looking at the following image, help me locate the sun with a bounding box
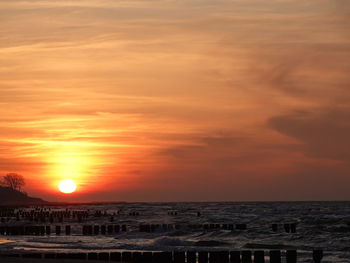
[58,179,77,194]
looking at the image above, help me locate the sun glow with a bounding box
[43,141,101,194]
[58,179,77,194]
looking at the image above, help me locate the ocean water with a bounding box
[0,202,350,262]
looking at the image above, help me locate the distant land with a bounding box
[0,186,47,205]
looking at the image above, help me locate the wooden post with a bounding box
[122,251,132,262]
[174,251,186,263]
[94,225,100,235]
[187,251,196,263]
[313,250,323,263]
[271,224,278,232]
[18,226,25,235]
[132,252,142,263]
[142,252,153,263]
[55,226,61,235]
[45,226,51,235]
[110,252,121,261]
[99,252,109,261]
[153,252,172,263]
[101,225,106,235]
[230,251,241,263]
[284,224,290,233]
[210,251,229,263]
[88,252,98,260]
[34,226,39,236]
[269,250,281,263]
[22,253,42,259]
[236,224,247,230]
[242,251,252,263]
[67,253,86,260]
[44,253,56,259]
[254,251,264,263]
[40,226,45,235]
[65,225,71,235]
[198,251,208,263]
[290,223,297,233]
[107,225,114,234]
[87,225,93,235]
[56,253,68,259]
[286,250,297,263]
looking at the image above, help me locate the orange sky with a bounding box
[1,0,349,201]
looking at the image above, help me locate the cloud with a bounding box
[269,107,350,160]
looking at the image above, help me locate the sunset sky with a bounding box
[1,0,349,201]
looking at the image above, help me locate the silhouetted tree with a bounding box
[1,173,25,192]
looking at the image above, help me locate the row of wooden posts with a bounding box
[140,223,296,233]
[0,250,324,263]
[0,209,115,223]
[82,224,127,235]
[139,224,246,232]
[272,223,297,233]
[1,215,87,224]
[0,209,90,219]
[0,225,128,236]
[0,223,298,236]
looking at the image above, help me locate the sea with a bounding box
[0,202,349,262]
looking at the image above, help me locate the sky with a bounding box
[0,0,349,202]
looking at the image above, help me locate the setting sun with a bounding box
[58,179,77,194]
